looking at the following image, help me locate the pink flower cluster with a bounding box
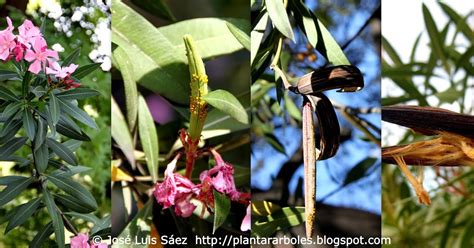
[0,17,79,89]
[153,149,251,231]
[70,233,107,248]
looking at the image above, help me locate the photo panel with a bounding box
[111,0,251,246]
[0,1,111,247]
[381,1,473,247]
[251,0,382,245]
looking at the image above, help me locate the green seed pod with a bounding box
[295,65,364,95]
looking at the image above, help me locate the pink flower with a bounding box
[240,204,251,232]
[153,158,198,217]
[24,36,58,74]
[12,42,26,61]
[70,233,108,248]
[199,149,250,204]
[70,233,90,248]
[17,19,42,47]
[46,61,78,79]
[0,17,15,61]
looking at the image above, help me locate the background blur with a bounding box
[251,0,382,244]
[0,0,111,247]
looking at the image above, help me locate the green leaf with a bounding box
[202,89,249,124]
[72,63,101,80]
[0,177,34,206]
[226,20,250,51]
[1,101,22,119]
[63,139,82,152]
[291,0,318,47]
[263,132,286,155]
[54,194,95,213]
[0,70,19,81]
[0,86,18,101]
[0,116,22,142]
[130,0,176,21]
[57,98,97,129]
[111,97,135,166]
[5,197,41,234]
[265,0,294,40]
[55,88,100,100]
[116,200,153,247]
[23,108,37,141]
[46,174,98,210]
[0,137,28,157]
[382,36,403,66]
[253,206,305,237]
[42,189,65,248]
[61,47,81,66]
[435,87,460,103]
[34,143,49,173]
[138,95,159,182]
[0,176,27,185]
[46,138,78,166]
[284,93,301,121]
[422,4,449,72]
[438,2,474,41]
[251,13,269,65]
[343,157,377,186]
[113,0,244,104]
[115,47,138,131]
[49,93,60,125]
[312,14,350,65]
[29,222,53,248]
[56,116,91,141]
[213,190,231,234]
[34,116,47,150]
[51,165,90,177]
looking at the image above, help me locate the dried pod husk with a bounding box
[308,93,340,160]
[295,65,364,95]
[382,132,474,167]
[302,97,316,238]
[382,105,474,139]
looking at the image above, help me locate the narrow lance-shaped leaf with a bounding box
[46,138,78,166]
[265,0,294,40]
[0,177,34,207]
[0,137,28,157]
[34,143,49,173]
[1,101,22,119]
[47,175,98,210]
[23,108,37,141]
[115,47,138,131]
[58,98,98,129]
[138,95,159,182]
[72,63,101,80]
[111,97,135,166]
[49,93,60,125]
[202,89,249,124]
[251,13,269,65]
[422,4,449,72]
[42,189,65,248]
[5,197,41,234]
[55,88,100,100]
[226,20,250,51]
[0,85,18,101]
[213,190,231,234]
[29,222,54,248]
[61,47,81,66]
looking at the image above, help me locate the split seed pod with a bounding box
[292,65,364,95]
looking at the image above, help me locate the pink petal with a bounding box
[32,36,46,52]
[174,195,196,217]
[45,49,59,59]
[70,233,90,248]
[240,205,251,232]
[28,60,42,74]
[24,49,36,62]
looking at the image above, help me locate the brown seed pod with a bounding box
[306,93,340,160]
[294,65,364,95]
